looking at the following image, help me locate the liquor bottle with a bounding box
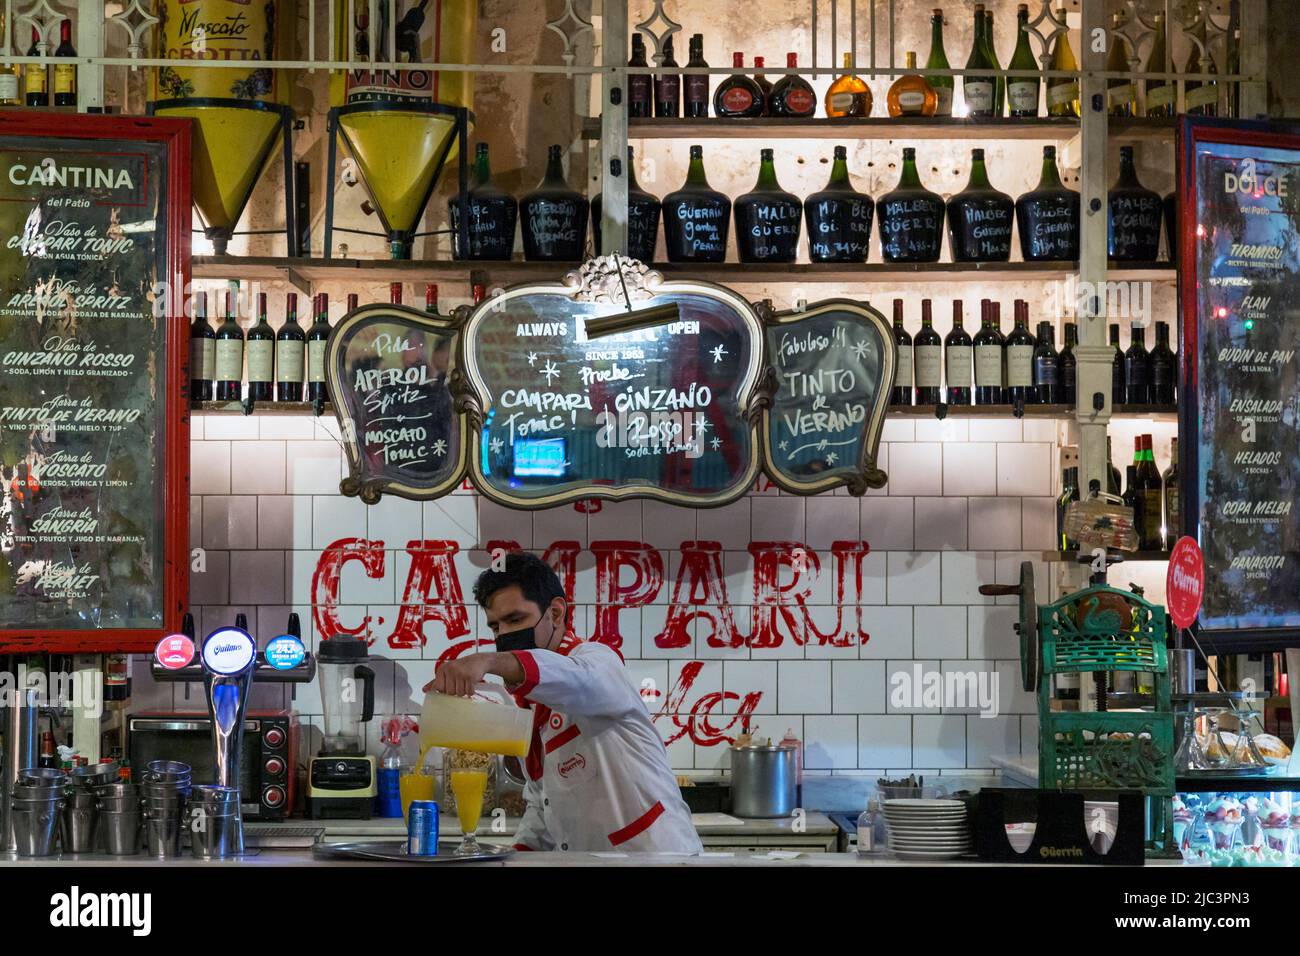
[947,148,1012,262]
[963,5,997,118]
[1032,320,1058,404]
[891,299,913,406]
[877,147,944,263]
[1108,146,1162,261]
[1150,320,1176,405]
[804,145,873,263]
[38,731,56,770]
[752,56,773,112]
[973,301,1003,406]
[1059,322,1077,405]
[1163,191,1177,262]
[24,28,46,107]
[472,283,487,304]
[662,145,731,262]
[1124,322,1151,405]
[654,35,680,118]
[825,52,872,118]
[1110,323,1125,406]
[945,302,973,405]
[520,144,589,261]
[887,52,937,117]
[983,9,1005,116]
[1143,13,1173,118]
[768,52,816,117]
[1006,4,1040,118]
[190,291,215,402]
[214,291,244,403]
[1133,435,1164,550]
[1107,14,1136,117]
[1058,466,1079,550]
[924,9,954,117]
[734,149,801,263]
[0,19,18,106]
[1105,436,1122,497]
[53,19,75,107]
[592,146,661,263]
[1163,436,1180,546]
[449,142,518,261]
[914,299,943,405]
[276,292,305,403]
[1015,145,1080,261]
[1184,15,1218,117]
[1005,301,1036,404]
[1122,463,1139,512]
[425,283,439,314]
[390,282,403,304]
[683,34,710,118]
[1046,8,1080,117]
[246,292,275,402]
[714,52,765,118]
[307,292,331,404]
[628,33,652,118]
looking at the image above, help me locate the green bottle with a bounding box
[1006,4,1039,117]
[983,9,1005,116]
[964,4,996,118]
[924,8,953,117]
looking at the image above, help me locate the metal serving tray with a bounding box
[312,841,515,863]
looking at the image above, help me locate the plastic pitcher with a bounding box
[419,683,532,758]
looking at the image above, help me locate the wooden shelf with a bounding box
[191,400,334,416]
[581,116,1177,142]
[1040,550,1173,562]
[891,404,1177,420]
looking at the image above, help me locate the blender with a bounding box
[308,635,377,819]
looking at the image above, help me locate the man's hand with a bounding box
[425,653,494,697]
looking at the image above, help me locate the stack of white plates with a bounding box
[883,798,972,860]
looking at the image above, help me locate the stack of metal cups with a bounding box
[95,782,143,855]
[11,768,65,857]
[141,760,191,858]
[189,785,242,860]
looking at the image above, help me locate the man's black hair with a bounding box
[473,551,566,611]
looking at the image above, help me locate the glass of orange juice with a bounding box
[448,752,490,856]
[400,766,437,821]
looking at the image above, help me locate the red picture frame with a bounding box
[0,112,191,653]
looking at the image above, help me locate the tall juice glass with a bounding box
[450,768,488,855]
[400,767,437,820]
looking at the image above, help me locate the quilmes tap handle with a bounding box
[181,612,195,640]
[235,612,248,632]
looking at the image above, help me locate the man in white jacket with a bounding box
[428,551,701,854]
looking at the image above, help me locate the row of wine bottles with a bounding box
[453,141,1172,266]
[1059,436,1179,553]
[0,21,78,107]
[628,4,1233,121]
[890,299,1178,408]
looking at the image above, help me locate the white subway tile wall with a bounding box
[172,417,1067,774]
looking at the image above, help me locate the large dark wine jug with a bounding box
[1015,145,1080,261]
[662,145,731,263]
[521,144,589,262]
[734,148,802,263]
[804,145,873,262]
[592,146,661,263]
[449,142,518,261]
[877,147,944,263]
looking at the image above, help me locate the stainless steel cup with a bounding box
[189,786,242,860]
[12,799,60,856]
[17,767,65,787]
[144,809,184,858]
[101,809,142,855]
[59,799,98,854]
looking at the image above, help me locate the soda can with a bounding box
[407,800,440,856]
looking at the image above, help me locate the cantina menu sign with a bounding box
[1181,119,1300,642]
[0,115,190,651]
[327,256,897,507]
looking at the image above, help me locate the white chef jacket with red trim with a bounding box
[507,633,701,854]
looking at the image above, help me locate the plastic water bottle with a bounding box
[856,800,879,855]
[375,724,405,818]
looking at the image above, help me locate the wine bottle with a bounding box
[24,28,46,107]
[825,52,872,118]
[945,301,973,406]
[992,300,1008,403]
[390,282,403,304]
[662,145,730,262]
[768,52,817,117]
[1134,434,1164,550]
[1005,301,1037,405]
[628,33,652,118]
[1163,436,1180,545]
[449,142,518,261]
[521,144,589,262]
[347,293,359,312]
[1122,463,1138,512]
[190,291,215,402]
[915,299,943,405]
[654,36,680,118]
[973,301,1003,406]
[277,292,305,403]
[877,147,944,263]
[246,292,275,402]
[592,146,661,263]
[1107,14,1136,117]
[1163,191,1177,262]
[1108,146,1162,262]
[1124,322,1152,405]
[1059,465,1080,550]
[734,149,801,263]
[53,19,75,107]
[963,5,997,118]
[1143,13,1173,118]
[804,145,873,263]
[473,283,487,304]
[1110,323,1125,406]
[1150,320,1176,405]
[752,56,773,113]
[1105,436,1122,497]
[983,9,1005,116]
[425,283,439,314]
[1015,145,1080,261]
[1184,16,1218,117]
[1033,320,1058,405]
[925,9,954,117]
[1006,4,1040,118]
[684,34,710,118]
[1046,7,1080,117]
[947,148,1013,262]
[307,292,331,404]
[891,299,913,406]
[1226,0,1241,118]
[214,290,244,403]
[714,52,765,118]
[1059,321,1077,405]
[887,52,938,117]
[0,22,18,106]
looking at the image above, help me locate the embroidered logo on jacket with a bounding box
[558,753,587,778]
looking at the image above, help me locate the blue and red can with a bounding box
[407,800,440,856]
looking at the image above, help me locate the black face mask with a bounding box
[494,609,557,653]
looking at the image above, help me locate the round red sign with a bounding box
[1166,536,1205,630]
[154,634,195,670]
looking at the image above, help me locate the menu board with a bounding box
[0,115,190,651]
[1180,118,1300,647]
[761,300,893,495]
[327,303,465,502]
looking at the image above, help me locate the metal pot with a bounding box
[729,744,797,818]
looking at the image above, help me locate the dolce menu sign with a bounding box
[0,115,190,652]
[1179,118,1300,648]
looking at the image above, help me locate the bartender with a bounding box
[427,551,701,854]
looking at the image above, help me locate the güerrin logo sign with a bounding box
[49,886,151,936]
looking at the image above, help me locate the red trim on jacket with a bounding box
[607,801,665,847]
[544,723,581,754]
[510,649,541,700]
[518,632,582,782]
